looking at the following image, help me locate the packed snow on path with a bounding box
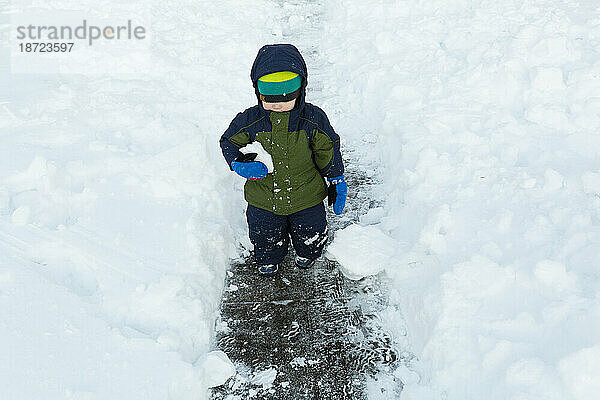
[323,0,600,399]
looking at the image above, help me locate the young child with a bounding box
[219,44,347,277]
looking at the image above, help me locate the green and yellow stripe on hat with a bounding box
[257,71,302,102]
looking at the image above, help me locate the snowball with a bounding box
[327,224,398,280]
[239,142,274,173]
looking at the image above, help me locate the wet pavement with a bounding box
[211,165,403,399]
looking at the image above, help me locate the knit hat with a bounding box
[257,71,302,102]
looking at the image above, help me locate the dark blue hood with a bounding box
[250,44,308,110]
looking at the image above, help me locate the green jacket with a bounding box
[219,44,344,215]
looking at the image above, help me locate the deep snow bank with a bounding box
[322,0,600,399]
[1,0,290,398]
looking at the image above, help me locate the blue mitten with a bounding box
[327,175,347,215]
[231,160,268,180]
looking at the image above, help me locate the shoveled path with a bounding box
[210,164,403,399]
[212,1,405,397]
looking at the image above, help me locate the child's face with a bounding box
[262,99,296,112]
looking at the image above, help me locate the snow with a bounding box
[199,351,236,389]
[327,224,398,281]
[250,367,278,390]
[239,141,274,173]
[290,357,306,368]
[4,0,600,399]
[2,0,278,398]
[558,345,600,400]
[319,0,600,398]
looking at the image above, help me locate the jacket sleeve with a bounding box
[309,110,344,178]
[219,113,251,170]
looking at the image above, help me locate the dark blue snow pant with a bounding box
[246,202,328,266]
